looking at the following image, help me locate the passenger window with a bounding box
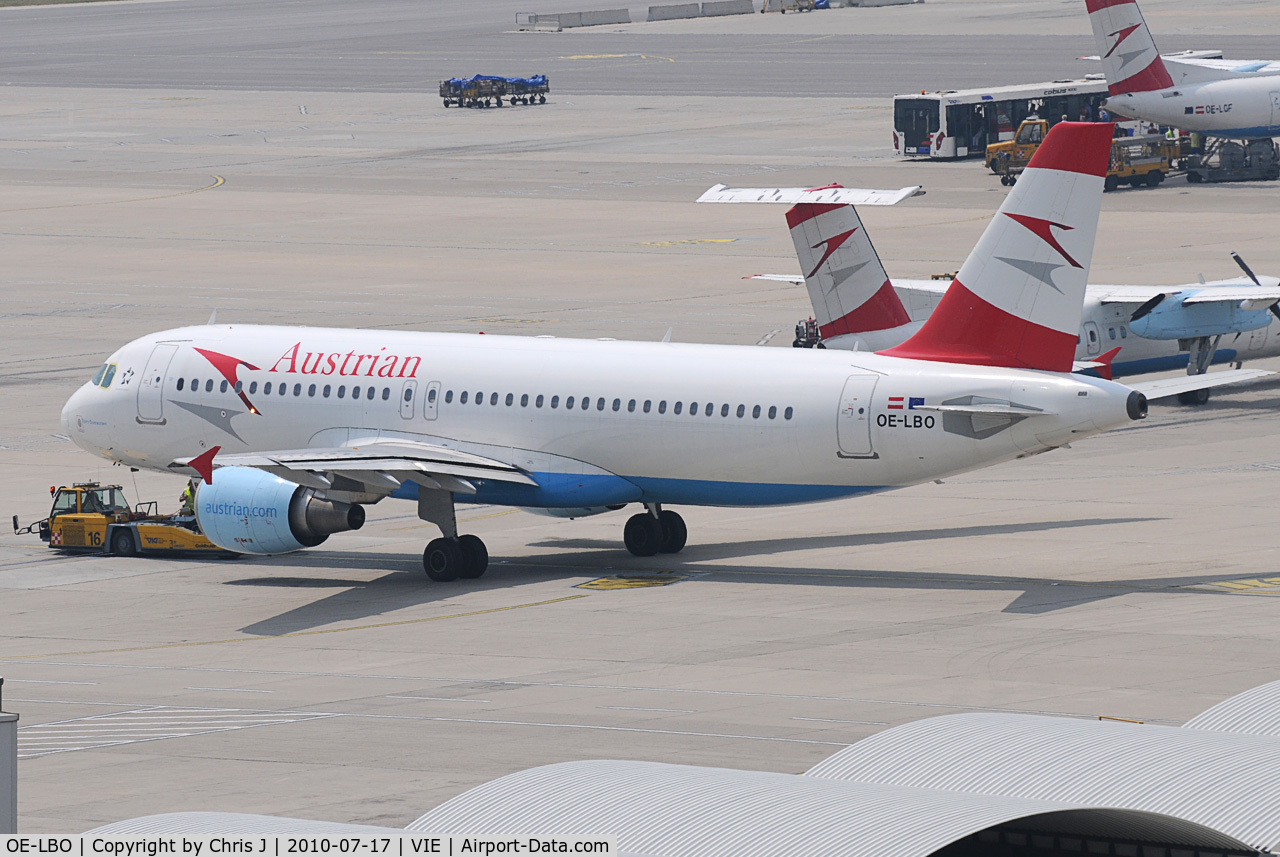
[191,378,199,391]
[784,406,793,420]
[308,384,317,397]
[612,398,621,412]
[338,386,346,399]
[445,390,453,403]
[293,384,302,396]
[720,404,729,417]
[220,380,229,393]
[642,400,650,413]
[323,385,331,398]
[264,382,272,395]
[736,404,745,418]
[490,392,498,406]
[597,398,605,411]
[382,387,390,400]
[1108,328,1116,341]
[689,401,697,416]
[206,380,214,393]
[367,387,375,401]
[176,378,185,391]
[1088,329,1097,343]
[279,383,287,396]
[249,381,258,394]
[460,391,468,404]
[403,388,413,403]
[429,388,438,403]
[535,394,543,408]
[706,403,714,417]
[581,397,590,411]
[673,402,682,415]
[658,401,666,414]
[235,381,243,393]
[352,385,362,399]
[521,393,528,407]
[506,393,514,406]
[566,396,574,409]
[1120,327,1127,339]
[475,391,482,404]
[769,406,777,419]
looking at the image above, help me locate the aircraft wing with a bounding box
[170,440,536,495]
[1181,288,1280,306]
[697,184,924,206]
[1128,369,1274,401]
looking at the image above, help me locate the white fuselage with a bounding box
[63,325,1139,510]
[1107,73,1280,137]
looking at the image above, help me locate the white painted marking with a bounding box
[185,686,275,693]
[387,695,491,703]
[791,716,889,726]
[600,706,695,713]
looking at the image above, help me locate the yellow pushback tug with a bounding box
[12,482,228,557]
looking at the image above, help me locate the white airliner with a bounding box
[704,183,1280,404]
[1086,0,1280,138]
[61,124,1263,581]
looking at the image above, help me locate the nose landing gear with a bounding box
[624,504,687,557]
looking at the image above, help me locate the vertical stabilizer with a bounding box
[1086,0,1174,95]
[786,197,910,338]
[882,122,1113,373]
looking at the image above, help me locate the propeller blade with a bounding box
[1131,294,1166,322]
[1231,251,1263,287]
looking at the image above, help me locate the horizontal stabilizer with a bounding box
[744,274,805,285]
[697,184,924,206]
[1128,369,1273,401]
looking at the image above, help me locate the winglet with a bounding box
[189,446,221,485]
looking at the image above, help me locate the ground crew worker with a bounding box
[180,482,196,516]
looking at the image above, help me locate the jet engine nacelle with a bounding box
[195,466,365,555]
[1129,292,1273,340]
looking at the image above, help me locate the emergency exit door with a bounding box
[1272,92,1280,130]
[136,343,177,424]
[837,375,878,458]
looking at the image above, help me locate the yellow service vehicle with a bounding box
[12,482,227,557]
[987,118,1179,191]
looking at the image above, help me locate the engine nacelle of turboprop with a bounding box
[195,466,365,555]
[522,504,628,519]
[1129,292,1273,341]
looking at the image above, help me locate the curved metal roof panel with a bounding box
[408,760,1250,857]
[1185,679,1280,737]
[86,813,404,836]
[806,711,1280,853]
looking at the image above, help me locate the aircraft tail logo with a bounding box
[1086,0,1174,95]
[786,197,910,338]
[882,122,1113,372]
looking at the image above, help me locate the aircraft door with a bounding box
[1083,322,1102,356]
[423,381,442,420]
[399,380,418,420]
[1272,92,1280,129]
[1249,323,1269,351]
[837,375,878,458]
[136,343,177,424]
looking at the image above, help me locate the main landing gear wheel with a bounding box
[658,510,687,554]
[1177,388,1211,406]
[457,534,489,579]
[423,535,489,581]
[424,538,463,582]
[624,513,663,557]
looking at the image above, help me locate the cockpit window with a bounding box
[91,365,107,386]
[100,364,117,388]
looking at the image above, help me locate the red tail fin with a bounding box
[1086,0,1174,95]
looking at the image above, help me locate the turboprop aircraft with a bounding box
[61,123,1266,582]
[702,183,1280,405]
[1085,0,1280,139]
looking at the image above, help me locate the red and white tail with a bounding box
[1086,0,1174,95]
[882,122,1114,373]
[786,199,910,338]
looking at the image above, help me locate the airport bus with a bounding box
[893,77,1110,159]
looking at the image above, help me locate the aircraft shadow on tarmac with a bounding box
[221,515,1264,633]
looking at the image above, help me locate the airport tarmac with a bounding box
[2,0,1280,834]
